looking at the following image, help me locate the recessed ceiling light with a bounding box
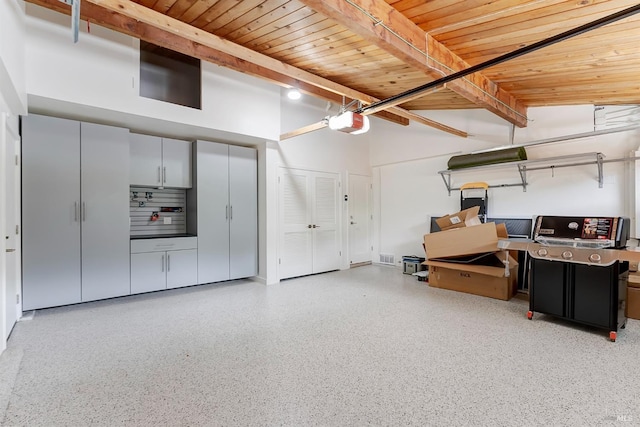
[287,88,302,100]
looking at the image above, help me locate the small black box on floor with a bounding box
[402,256,426,274]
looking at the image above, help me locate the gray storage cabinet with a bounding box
[130,237,198,294]
[190,141,257,284]
[22,115,131,310]
[129,132,192,188]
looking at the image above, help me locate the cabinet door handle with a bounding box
[230,206,233,220]
[82,202,86,222]
[161,254,165,272]
[163,166,167,183]
[157,166,161,184]
[225,205,228,220]
[167,254,171,272]
[74,201,78,222]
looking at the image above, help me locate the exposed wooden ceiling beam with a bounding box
[280,120,328,141]
[401,110,468,138]
[298,0,528,127]
[42,0,465,136]
[26,0,407,127]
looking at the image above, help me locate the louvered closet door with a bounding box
[312,172,341,274]
[278,169,313,279]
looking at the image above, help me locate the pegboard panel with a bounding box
[130,187,186,236]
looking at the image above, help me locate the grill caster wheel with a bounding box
[527,311,533,320]
[609,331,617,342]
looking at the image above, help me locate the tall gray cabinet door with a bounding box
[195,141,230,284]
[80,122,131,301]
[229,146,258,279]
[22,115,81,310]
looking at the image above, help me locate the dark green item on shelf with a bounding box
[447,147,527,170]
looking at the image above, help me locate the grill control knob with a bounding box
[537,248,548,257]
[562,251,573,260]
[589,253,602,263]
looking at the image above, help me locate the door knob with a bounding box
[308,224,312,228]
[350,221,357,225]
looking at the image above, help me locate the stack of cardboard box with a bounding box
[422,206,518,301]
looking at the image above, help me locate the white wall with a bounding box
[371,106,640,265]
[0,0,27,114]
[258,140,280,285]
[25,4,280,142]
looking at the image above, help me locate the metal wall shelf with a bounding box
[438,152,605,195]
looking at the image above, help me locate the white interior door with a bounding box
[4,118,20,338]
[312,172,341,273]
[348,174,372,265]
[3,114,18,339]
[278,169,313,279]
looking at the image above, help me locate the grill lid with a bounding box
[534,216,629,249]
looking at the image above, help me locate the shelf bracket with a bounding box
[597,153,604,188]
[517,164,528,192]
[439,172,452,196]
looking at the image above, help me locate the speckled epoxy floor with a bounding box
[1,264,639,426]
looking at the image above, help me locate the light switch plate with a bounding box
[163,217,172,225]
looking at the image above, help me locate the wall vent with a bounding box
[379,253,395,265]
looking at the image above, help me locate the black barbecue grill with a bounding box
[499,216,633,342]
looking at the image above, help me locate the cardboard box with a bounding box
[426,252,518,301]
[626,286,640,320]
[628,271,640,287]
[424,222,499,260]
[435,206,482,231]
[495,223,508,239]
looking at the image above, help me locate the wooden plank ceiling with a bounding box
[27,0,640,132]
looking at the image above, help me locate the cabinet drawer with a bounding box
[131,236,197,253]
